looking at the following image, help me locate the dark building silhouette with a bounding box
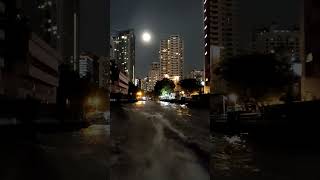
[252,24,301,62]
[16,0,59,49]
[17,0,80,64]
[79,52,100,84]
[204,0,239,93]
[301,0,320,100]
[112,29,135,83]
[0,0,62,103]
[0,0,29,95]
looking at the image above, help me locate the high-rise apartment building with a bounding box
[148,62,160,91]
[112,29,135,82]
[252,24,301,62]
[189,69,204,82]
[140,77,148,93]
[253,24,301,76]
[160,39,169,77]
[204,0,238,92]
[160,35,184,79]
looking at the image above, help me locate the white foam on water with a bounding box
[224,135,242,145]
[141,112,187,141]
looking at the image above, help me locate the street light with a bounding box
[87,96,101,112]
[137,91,143,96]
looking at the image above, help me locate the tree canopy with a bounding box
[215,54,294,101]
[154,78,175,96]
[179,79,202,95]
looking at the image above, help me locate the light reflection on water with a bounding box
[135,101,146,106]
[158,101,191,116]
[77,124,110,145]
[119,101,209,179]
[176,107,191,117]
[213,133,259,177]
[159,101,170,107]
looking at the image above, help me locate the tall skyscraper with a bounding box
[140,77,149,93]
[159,35,184,79]
[112,29,135,82]
[160,39,169,77]
[301,0,320,100]
[148,62,160,91]
[204,0,239,92]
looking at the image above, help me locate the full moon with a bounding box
[142,32,151,43]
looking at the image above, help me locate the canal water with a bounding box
[212,131,320,179]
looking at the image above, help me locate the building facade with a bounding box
[1,1,62,103]
[140,77,150,93]
[110,59,129,94]
[79,0,110,90]
[17,0,59,49]
[189,69,204,82]
[27,33,62,103]
[1,32,62,103]
[79,53,94,79]
[112,29,135,82]
[160,35,184,79]
[160,39,169,78]
[17,0,81,70]
[110,71,129,95]
[204,0,239,92]
[252,24,301,63]
[301,0,320,100]
[148,62,160,91]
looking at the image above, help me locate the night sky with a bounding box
[80,0,109,57]
[111,0,300,78]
